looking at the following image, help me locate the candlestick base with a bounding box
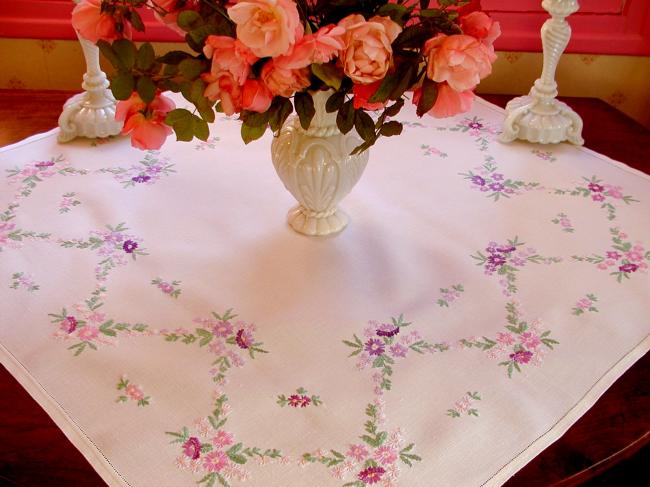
[58,90,123,143]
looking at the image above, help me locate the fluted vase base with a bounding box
[287,205,349,236]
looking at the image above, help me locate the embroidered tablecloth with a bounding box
[1,94,649,487]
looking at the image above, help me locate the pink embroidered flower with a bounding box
[78,326,99,341]
[604,185,624,199]
[182,437,202,460]
[212,320,234,337]
[212,430,234,448]
[338,14,402,84]
[346,444,369,462]
[577,298,592,309]
[208,340,227,355]
[597,263,608,270]
[125,383,144,401]
[300,395,312,407]
[519,332,541,349]
[158,282,174,294]
[288,394,303,407]
[364,338,385,356]
[376,323,400,338]
[496,332,514,345]
[228,0,302,58]
[618,232,628,239]
[625,251,644,262]
[203,450,229,472]
[358,465,386,484]
[620,263,639,273]
[510,350,533,364]
[454,397,471,413]
[389,343,408,358]
[588,182,604,193]
[373,446,398,465]
[424,34,495,92]
[235,328,254,349]
[61,316,78,334]
[592,194,605,202]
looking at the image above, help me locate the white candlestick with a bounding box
[58,33,123,143]
[500,0,584,145]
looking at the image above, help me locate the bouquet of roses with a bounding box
[72,0,500,151]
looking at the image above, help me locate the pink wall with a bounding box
[1,0,649,55]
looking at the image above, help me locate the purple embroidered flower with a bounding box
[358,466,386,484]
[492,173,504,181]
[486,242,499,254]
[364,338,385,356]
[606,251,621,260]
[212,320,233,337]
[235,328,253,349]
[489,182,504,192]
[504,188,515,194]
[122,239,138,253]
[389,343,408,358]
[510,350,533,364]
[619,263,639,273]
[35,160,55,168]
[487,254,507,267]
[61,316,78,334]
[511,257,526,267]
[497,246,516,254]
[131,174,151,183]
[182,437,202,460]
[592,194,605,202]
[588,183,605,193]
[376,323,400,337]
[471,175,486,186]
[468,121,483,130]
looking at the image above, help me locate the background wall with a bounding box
[1,38,649,128]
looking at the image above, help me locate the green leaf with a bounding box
[269,97,293,132]
[125,8,145,32]
[294,92,315,130]
[96,40,120,69]
[157,51,193,65]
[241,123,267,144]
[311,63,343,90]
[112,39,137,70]
[136,43,155,71]
[111,72,134,100]
[165,108,194,141]
[178,58,205,81]
[136,76,156,103]
[325,91,345,113]
[379,121,403,137]
[354,110,376,142]
[336,99,355,134]
[193,115,209,141]
[369,71,401,103]
[177,10,203,32]
[416,78,439,117]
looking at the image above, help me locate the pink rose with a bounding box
[202,71,243,115]
[242,78,273,112]
[460,11,501,47]
[275,24,345,70]
[261,61,310,98]
[72,0,130,43]
[424,34,495,92]
[204,35,258,85]
[154,0,200,37]
[413,82,474,118]
[228,0,302,58]
[116,92,175,150]
[352,80,386,111]
[338,14,402,85]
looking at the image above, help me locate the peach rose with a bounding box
[116,92,175,150]
[242,78,273,112]
[353,80,386,111]
[227,0,302,58]
[413,82,474,118]
[204,35,258,85]
[261,61,311,97]
[72,0,130,43]
[424,34,495,92]
[460,11,501,47]
[275,24,345,70]
[154,0,200,37]
[202,71,243,115]
[338,14,402,85]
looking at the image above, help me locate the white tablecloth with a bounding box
[1,94,649,487]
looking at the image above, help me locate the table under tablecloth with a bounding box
[1,94,648,487]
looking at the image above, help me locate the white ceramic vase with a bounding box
[271,90,369,236]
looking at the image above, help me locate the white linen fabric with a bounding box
[1,94,649,487]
